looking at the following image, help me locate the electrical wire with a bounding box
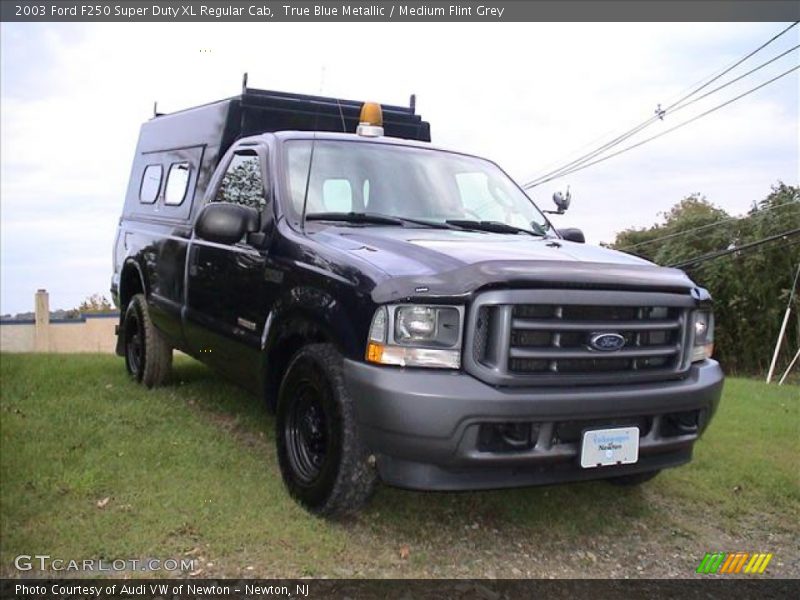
[661,22,799,113]
[688,236,800,270]
[522,22,799,189]
[667,44,799,118]
[686,238,800,288]
[687,236,800,275]
[669,227,800,269]
[619,200,799,252]
[523,22,799,188]
[528,64,800,186]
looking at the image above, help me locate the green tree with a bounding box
[76,293,114,314]
[610,183,800,374]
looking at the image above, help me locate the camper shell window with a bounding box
[165,162,190,205]
[139,165,162,204]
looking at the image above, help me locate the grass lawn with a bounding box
[1,353,798,578]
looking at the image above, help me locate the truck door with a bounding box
[184,146,274,387]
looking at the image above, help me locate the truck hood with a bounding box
[311,227,696,302]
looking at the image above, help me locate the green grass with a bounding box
[663,378,799,527]
[1,353,798,578]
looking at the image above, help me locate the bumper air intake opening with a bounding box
[477,422,539,453]
[661,409,707,437]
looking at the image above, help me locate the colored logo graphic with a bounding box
[588,332,626,352]
[696,552,773,574]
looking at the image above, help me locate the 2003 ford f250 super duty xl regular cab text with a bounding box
[111,86,724,516]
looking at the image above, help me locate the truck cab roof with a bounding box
[245,129,439,150]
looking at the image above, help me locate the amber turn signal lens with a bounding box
[367,342,384,363]
[359,102,383,127]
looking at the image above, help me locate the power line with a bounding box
[688,236,800,271]
[669,227,800,269]
[522,22,799,189]
[523,22,799,188]
[663,22,799,113]
[687,236,800,275]
[619,200,798,252]
[528,64,800,186]
[667,44,799,117]
[686,237,800,283]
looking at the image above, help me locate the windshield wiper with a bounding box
[306,212,454,229]
[306,212,403,225]
[445,219,546,237]
[390,215,459,229]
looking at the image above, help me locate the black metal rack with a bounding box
[233,86,430,142]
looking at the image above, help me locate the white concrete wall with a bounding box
[0,291,119,354]
[0,322,35,353]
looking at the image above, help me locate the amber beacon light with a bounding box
[357,102,384,137]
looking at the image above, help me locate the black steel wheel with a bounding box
[124,306,145,381]
[276,343,376,516]
[284,376,329,484]
[122,294,172,388]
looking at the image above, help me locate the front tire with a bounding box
[276,343,376,517]
[123,293,172,388]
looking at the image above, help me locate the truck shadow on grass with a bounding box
[171,358,654,539]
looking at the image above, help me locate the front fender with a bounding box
[263,284,366,360]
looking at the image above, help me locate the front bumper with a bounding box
[344,359,724,490]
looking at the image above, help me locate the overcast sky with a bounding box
[1,22,798,315]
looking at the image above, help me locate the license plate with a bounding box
[580,426,640,468]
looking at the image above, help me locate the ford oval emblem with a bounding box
[589,332,626,352]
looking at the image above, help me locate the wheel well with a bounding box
[116,265,144,357]
[120,264,144,312]
[265,317,332,411]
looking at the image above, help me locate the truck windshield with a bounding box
[283,140,552,235]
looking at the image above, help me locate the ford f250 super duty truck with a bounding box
[111,85,724,516]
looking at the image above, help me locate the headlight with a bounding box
[396,306,437,341]
[395,305,460,346]
[691,310,715,362]
[366,304,463,369]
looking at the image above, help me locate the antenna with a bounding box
[242,72,248,94]
[301,70,325,234]
[409,94,416,113]
[335,97,347,132]
[300,133,318,234]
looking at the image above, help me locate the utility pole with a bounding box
[766,262,800,383]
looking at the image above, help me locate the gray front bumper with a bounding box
[344,359,724,490]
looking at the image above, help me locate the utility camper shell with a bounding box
[122,87,430,222]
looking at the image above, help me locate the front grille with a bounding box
[507,303,683,374]
[467,289,694,386]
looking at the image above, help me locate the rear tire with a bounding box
[276,343,376,517]
[607,469,661,486]
[123,293,172,388]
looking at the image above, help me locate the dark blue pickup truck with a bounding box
[112,86,723,516]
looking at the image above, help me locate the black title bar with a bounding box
[2,578,799,600]
[1,1,799,22]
